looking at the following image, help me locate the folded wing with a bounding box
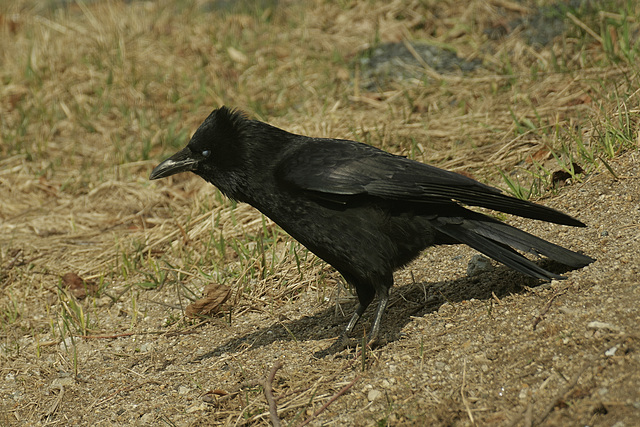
[277,139,585,227]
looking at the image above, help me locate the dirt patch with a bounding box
[2,150,638,426]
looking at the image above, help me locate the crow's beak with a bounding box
[149,147,199,180]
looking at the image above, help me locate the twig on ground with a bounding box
[274,345,368,416]
[265,361,284,427]
[297,374,362,427]
[507,363,589,427]
[535,363,590,425]
[566,12,603,45]
[209,380,256,405]
[523,390,533,427]
[89,381,161,410]
[42,384,64,419]
[461,360,475,425]
[75,332,135,339]
[73,323,207,340]
[207,361,284,426]
[532,288,567,330]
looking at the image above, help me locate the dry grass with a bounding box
[1,0,640,425]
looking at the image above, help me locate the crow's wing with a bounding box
[277,139,585,227]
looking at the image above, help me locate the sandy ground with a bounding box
[1,152,638,427]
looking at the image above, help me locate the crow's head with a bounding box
[150,107,250,198]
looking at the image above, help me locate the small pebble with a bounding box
[59,337,74,351]
[587,321,621,332]
[367,389,382,401]
[467,255,494,277]
[186,403,208,413]
[139,413,155,424]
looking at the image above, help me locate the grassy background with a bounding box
[1,0,639,424]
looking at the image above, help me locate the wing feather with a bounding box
[277,139,585,227]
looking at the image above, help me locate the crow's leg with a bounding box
[342,273,392,346]
[366,288,389,346]
[343,301,369,336]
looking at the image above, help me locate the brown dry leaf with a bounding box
[7,91,26,110]
[526,147,552,163]
[0,13,22,35]
[185,283,231,318]
[564,94,592,106]
[61,272,98,299]
[202,389,229,404]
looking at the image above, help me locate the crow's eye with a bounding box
[202,150,211,157]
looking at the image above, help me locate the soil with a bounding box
[1,153,638,426]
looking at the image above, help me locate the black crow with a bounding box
[150,107,594,346]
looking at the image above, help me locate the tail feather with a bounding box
[432,215,594,281]
[465,219,595,268]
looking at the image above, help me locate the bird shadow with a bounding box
[193,261,575,361]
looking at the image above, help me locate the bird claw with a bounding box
[314,332,386,358]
